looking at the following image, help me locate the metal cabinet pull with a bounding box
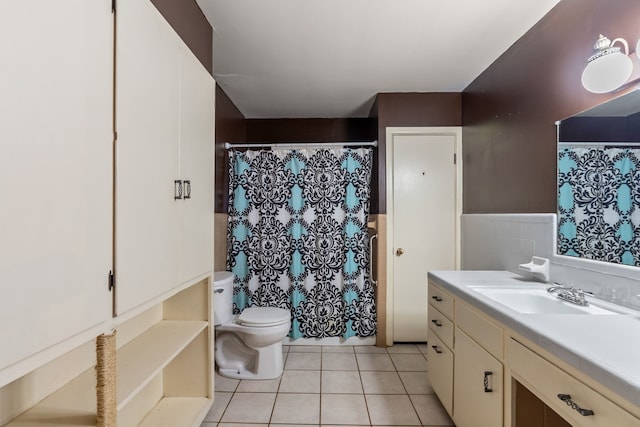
[483,371,493,393]
[174,180,183,200]
[431,345,443,354]
[432,296,443,302]
[184,180,191,199]
[557,394,595,416]
[431,319,443,327]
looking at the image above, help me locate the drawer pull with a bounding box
[431,319,443,327]
[557,394,595,416]
[483,371,493,393]
[431,296,443,302]
[431,345,443,354]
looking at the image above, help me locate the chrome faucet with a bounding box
[546,282,572,294]
[547,283,593,306]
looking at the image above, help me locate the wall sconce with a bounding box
[581,34,633,94]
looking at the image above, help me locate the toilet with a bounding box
[213,271,291,379]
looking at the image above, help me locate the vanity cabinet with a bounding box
[428,276,640,427]
[115,0,214,315]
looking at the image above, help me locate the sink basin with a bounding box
[469,287,620,315]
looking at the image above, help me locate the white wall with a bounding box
[461,214,640,310]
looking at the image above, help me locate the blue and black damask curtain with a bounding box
[558,146,640,266]
[227,148,376,339]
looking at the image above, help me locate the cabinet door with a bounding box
[454,327,503,427]
[0,0,113,377]
[178,45,215,284]
[116,0,180,314]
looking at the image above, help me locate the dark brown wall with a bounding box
[150,0,212,74]
[462,0,640,213]
[215,85,247,213]
[246,118,376,143]
[372,92,462,213]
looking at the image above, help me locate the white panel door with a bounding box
[0,0,113,373]
[178,44,215,284]
[392,132,457,342]
[116,0,180,314]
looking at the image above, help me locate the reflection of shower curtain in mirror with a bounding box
[227,148,376,339]
[558,147,640,266]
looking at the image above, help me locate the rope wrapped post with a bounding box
[96,331,116,427]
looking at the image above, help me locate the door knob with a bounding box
[396,248,404,256]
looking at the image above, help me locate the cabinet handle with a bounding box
[557,394,595,416]
[432,296,443,302]
[431,319,443,327]
[184,180,191,199]
[431,345,443,354]
[483,371,493,393]
[174,180,183,200]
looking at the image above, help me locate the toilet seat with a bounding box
[238,307,290,327]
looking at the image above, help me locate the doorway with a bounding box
[385,127,462,344]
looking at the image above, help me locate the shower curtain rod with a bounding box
[224,140,377,149]
[558,141,640,147]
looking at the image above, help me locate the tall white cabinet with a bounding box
[0,0,114,383]
[115,0,214,316]
[0,0,215,425]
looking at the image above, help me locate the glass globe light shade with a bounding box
[581,51,633,94]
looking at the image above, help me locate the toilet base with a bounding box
[215,332,285,380]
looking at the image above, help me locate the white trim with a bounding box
[384,127,463,345]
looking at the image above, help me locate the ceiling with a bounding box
[197,0,561,119]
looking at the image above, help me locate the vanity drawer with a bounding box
[428,281,454,320]
[455,299,503,359]
[428,306,453,349]
[507,338,639,427]
[427,330,453,417]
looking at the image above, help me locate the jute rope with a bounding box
[96,331,117,427]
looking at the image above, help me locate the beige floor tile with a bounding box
[321,394,370,425]
[236,376,281,393]
[354,345,389,353]
[218,424,268,427]
[279,369,321,393]
[366,394,421,425]
[356,353,395,371]
[322,345,356,353]
[322,352,358,370]
[390,353,428,371]
[399,371,435,394]
[285,352,322,370]
[203,392,232,422]
[271,393,320,424]
[360,371,406,394]
[214,372,240,392]
[410,394,455,425]
[387,343,422,353]
[321,370,363,394]
[220,392,276,424]
[289,345,322,352]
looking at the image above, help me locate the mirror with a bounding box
[556,89,640,267]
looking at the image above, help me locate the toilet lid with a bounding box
[238,307,290,327]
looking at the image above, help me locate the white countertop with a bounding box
[428,270,640,407]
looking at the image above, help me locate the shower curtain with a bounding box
[558,146,640,266]
[227,147,376,339]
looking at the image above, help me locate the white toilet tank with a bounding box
[213,271,235,325]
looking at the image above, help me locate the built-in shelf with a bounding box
[138,397,212,427]
[5,368,96,427]
[117,320,207,410]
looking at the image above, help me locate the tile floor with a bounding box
[201,343,455,427]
